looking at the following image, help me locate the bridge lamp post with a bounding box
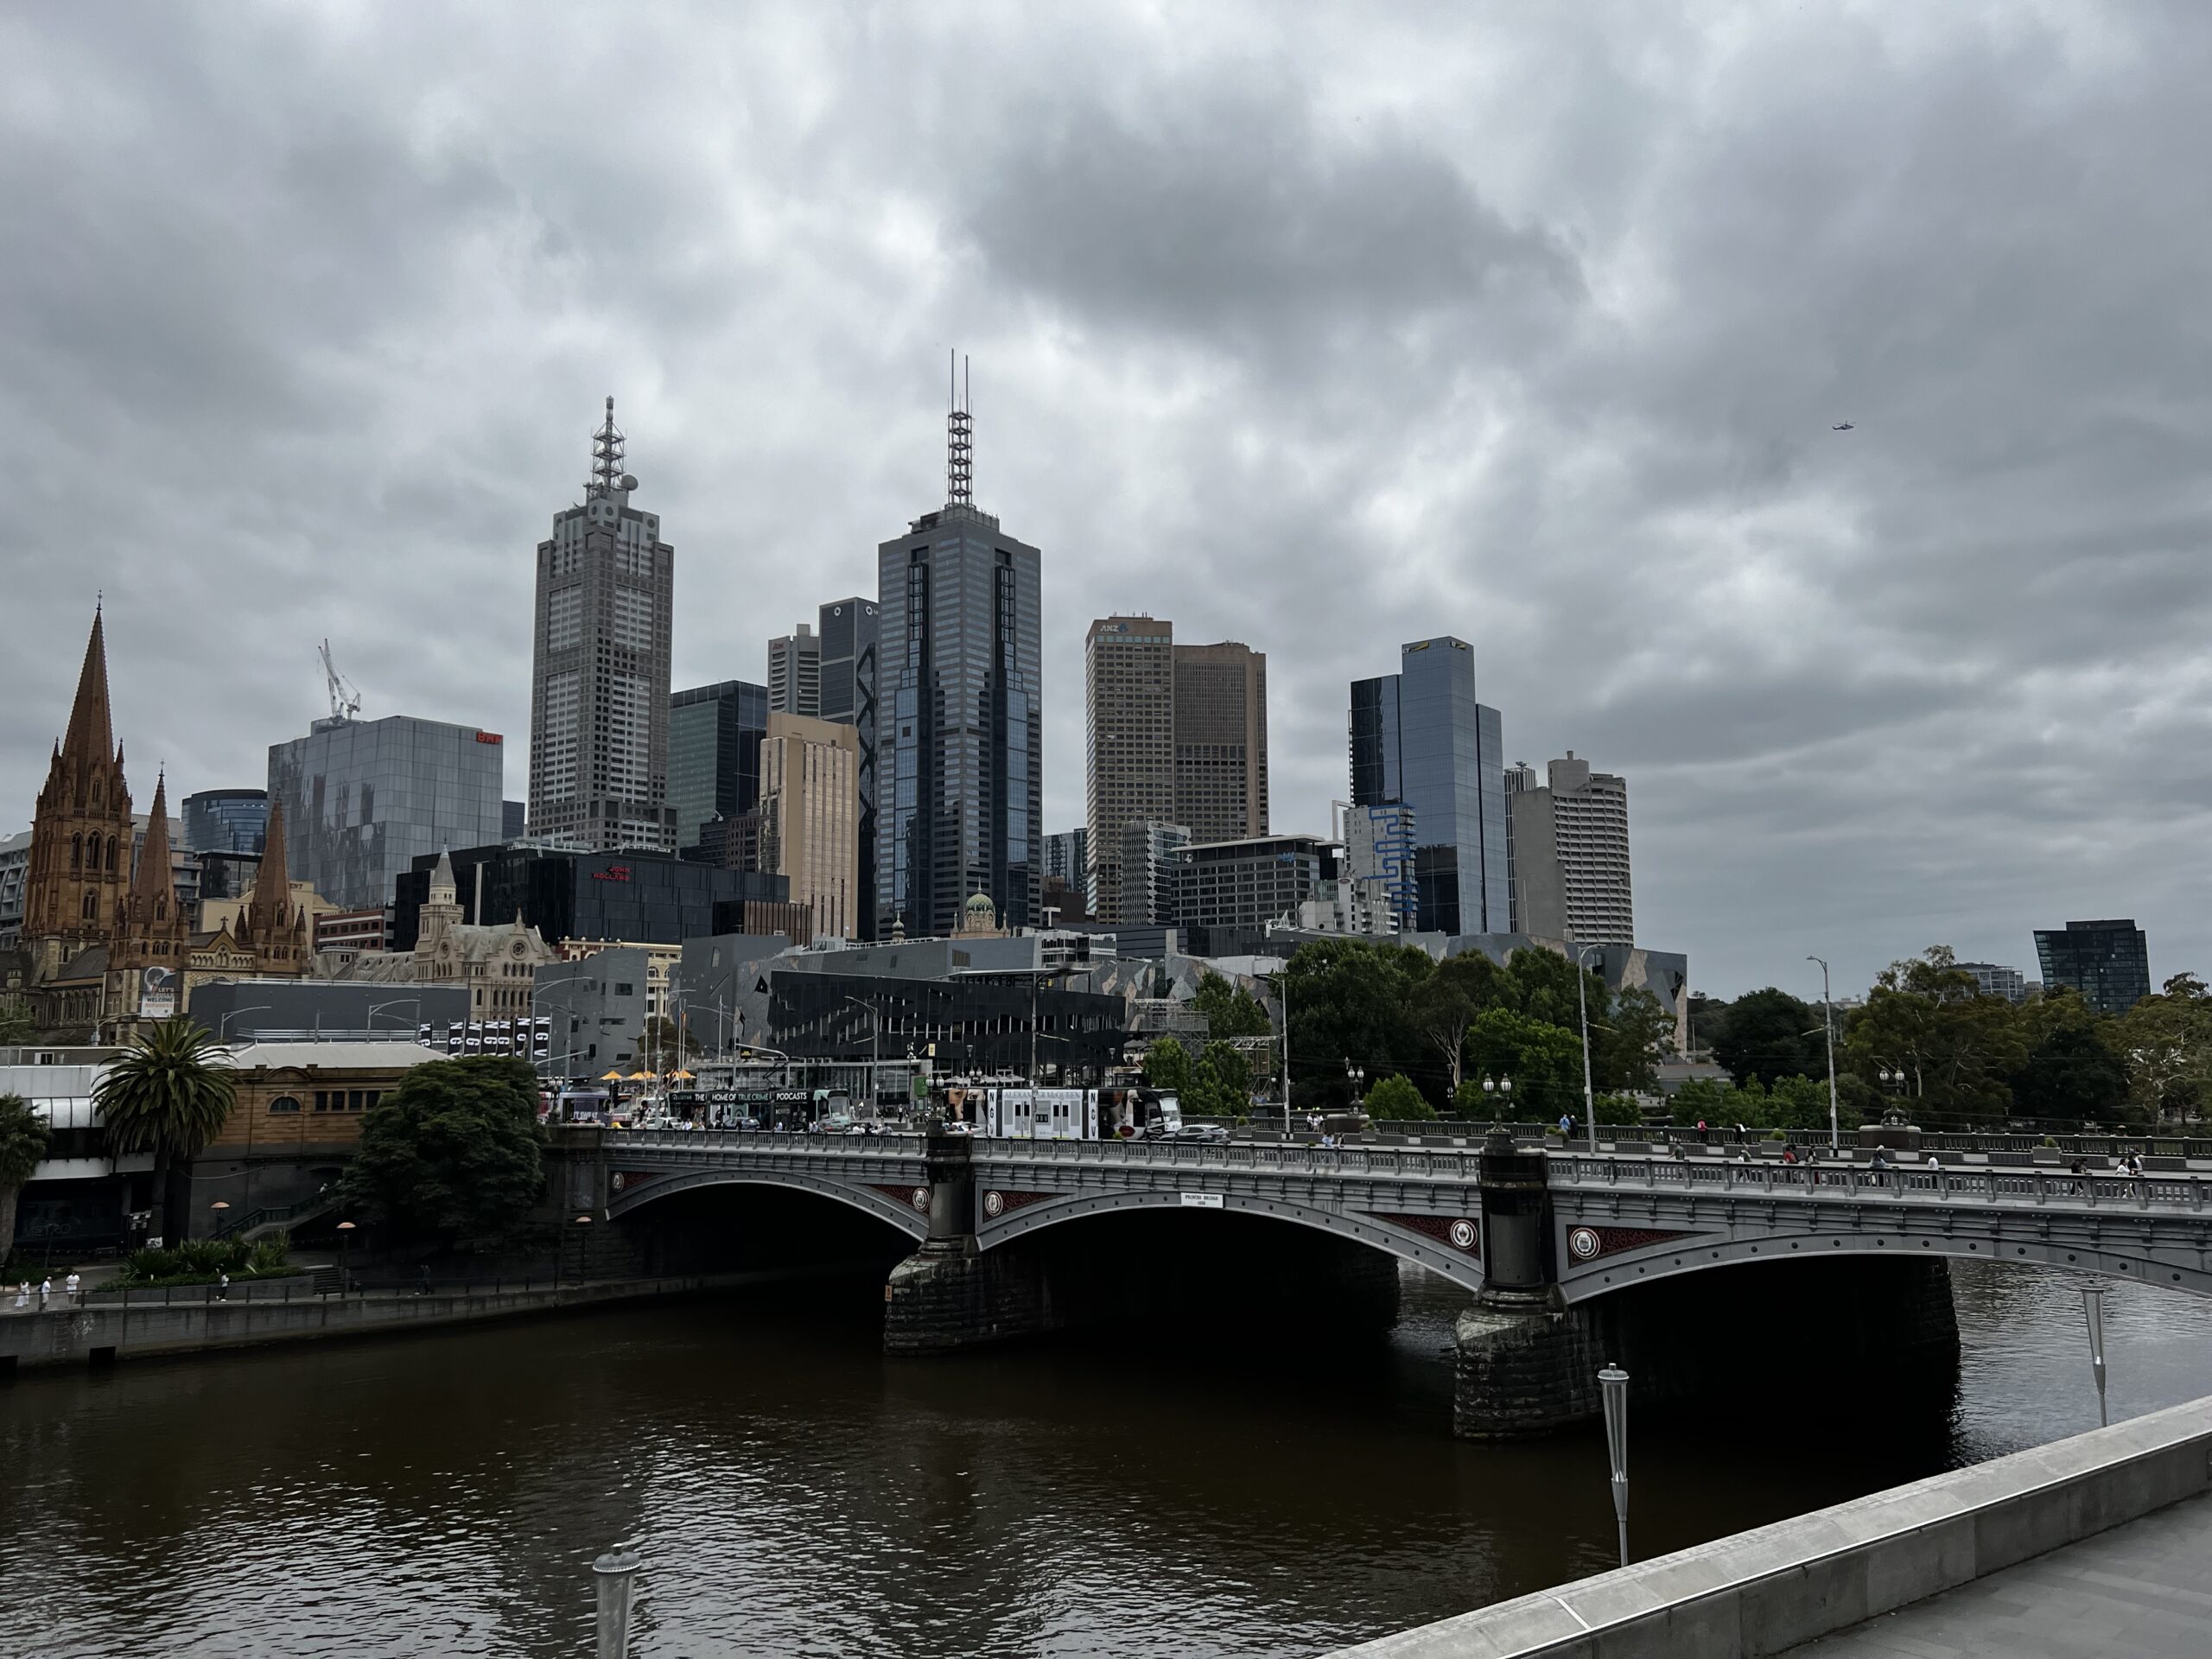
[1599,1363,1630,1567]
[1344,1064,1365,1110]
[1574,944,1602,1152]
[1807,957,1840,1151]
[1481,1073,1513,1114]
[2082,1281,2109,1427]
[335,1220,355,1295]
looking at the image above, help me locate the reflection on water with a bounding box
[4,1261,2209,1657]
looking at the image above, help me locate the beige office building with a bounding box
[1505,753,1633,946]
[1084,617,1177,924]
[1173,639,1268,843]
[760,713,861,942]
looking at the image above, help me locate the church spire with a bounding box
[248,798,292,934]
[61,605,115,771]
[133,772,175,910]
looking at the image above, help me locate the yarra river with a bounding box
[7,1262,2212,1658]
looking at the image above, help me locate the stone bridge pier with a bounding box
[1453,1128,1959,1438]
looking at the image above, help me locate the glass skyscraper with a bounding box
[181,788,268,855]
[1349,636,1509,936]
[268,715,506,911]
[2034,919,2152,1014]
[668,681,769,854]
[877,503,1042,939]
[818,596,880,939]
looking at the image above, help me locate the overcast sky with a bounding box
[3,3,2208,1000]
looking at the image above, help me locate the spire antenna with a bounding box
[590,394,626,498]
[946,351,973,508]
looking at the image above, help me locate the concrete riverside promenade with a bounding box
[0,1268,827,1375]
[1330,1394,2212,1659]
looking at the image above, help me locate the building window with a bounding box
[314,1091,331,1112]
[269,1095,302,1114]
[347,1090,365,1111]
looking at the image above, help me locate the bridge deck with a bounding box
[1790,1487,2212,1656]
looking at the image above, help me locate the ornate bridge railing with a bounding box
[1548,1154,2211,1211]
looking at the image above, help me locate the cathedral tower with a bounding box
[24,607,135,976]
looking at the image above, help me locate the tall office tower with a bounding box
[1043,828,1088,888]
[268,714,506,911]
[818,597,880,938]
[1084,616,1175,923]
[1121,820,1192,926]
[501,800,526,841]
[878,363,1044,938]
[181,789,268,855]
[767,623,822,717]
[668,681,770,853]
[1336,800,1417,932]
[2034,919,2152,1014]
[1173,640,1268,842]
[528,397,677,854]
[1504,753,1633,945]
[1348,636,1509,936]
[758,712,861,941]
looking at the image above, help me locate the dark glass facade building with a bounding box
[668,681,769,854]
[391,844,788,950]
[181,788,268,855]
[2034,919,2152,1014]
[1349,637,1508,936]
[768,969,1124,1083]
[817,596,880,939]
[878,504,1043,938]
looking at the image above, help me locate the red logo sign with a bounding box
[474,731,502,745]
[592,865,632,882]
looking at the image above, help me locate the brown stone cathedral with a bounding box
[13,607,310,1038]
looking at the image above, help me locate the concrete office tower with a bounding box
[268,715,505,912]
[1122,820,1192,926]
[528,397,677,853]
[758,713,861,943]
[768,623,822,717]
[1349,636,1508,935]
[2035,920,2152,1014]
[668,681,770,853]
[878,365,1044,938]
[1084,616,1175,923]
[817,597,880,939]
[1173,640,1268,842]
[1337,800,1416,932]
[1956,962,2027,1003]
[1505,753,1633,946]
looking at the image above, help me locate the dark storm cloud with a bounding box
[3,2,2210,999]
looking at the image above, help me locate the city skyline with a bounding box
[3,6,2209,996]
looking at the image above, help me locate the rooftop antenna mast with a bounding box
[319,639,363,722]
[947,350,972,507]
[589,394,626,499]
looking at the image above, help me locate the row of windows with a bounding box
[266,1090,384,1114]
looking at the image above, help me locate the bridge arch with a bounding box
[606,1166,930,1243]
[1558,1227,2212,1304]
[976,1188,1487,1297]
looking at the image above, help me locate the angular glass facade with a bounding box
[1348,638,1508,935]
[391,844,789,950]
[817,596,880,939]
[268,715,506,912]
[2034,920,2152,1015]
[181,789,268,855]
[668,681,769,854]
[877,505,1043,938]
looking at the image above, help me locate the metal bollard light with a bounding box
[2082,1282,2109,1427]
[1599,1363,1630,1567]
[593,1549,641,1658]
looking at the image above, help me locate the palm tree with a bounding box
[93,1020,235,1243]
[0,1093,50,1268]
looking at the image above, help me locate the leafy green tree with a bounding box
[1363,1073,1435,1121]
[1491,946,1603,1034]
[1191,972,1272,1040]
[2116,975,2212,1122]
[1185,1041,1255,1117]
[1279,938,1437,1110]
[1408,952,1500,1098]
[0,999,35,1046]
[0,1093,51,1263]
[1144,1035,1192,1094]
[94,1019,236,1242]
[1465,1008,1582,1121]
[1708,987,1825,1088]
[2012,992,2134,1127]
[641,1015,699,1071]
[336,1058,549,1247]
[1844,948,2025,1122]
[1592,986,1674,1095]
[1591,1092,1644,1127]
[1668,1077,1736,1125]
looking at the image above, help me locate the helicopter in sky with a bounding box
[1831,422,1855,431]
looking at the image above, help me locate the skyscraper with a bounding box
[878,365,1043,938]
[1504,753,1633,945]
[758,712,861,942]
[181,789,268,855]
[1173,639,1268,843]
[1349,637,1509,936]
[527,397,676,854]
[668,680,769,854]
[767,624,822,717]
[2034,920,2152,1014]
[1084,616,1175,923]
[818,597,880,939]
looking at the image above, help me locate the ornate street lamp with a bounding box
[1599,1363,1630,1567]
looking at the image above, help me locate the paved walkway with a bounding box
[1791,1491,2212,1657]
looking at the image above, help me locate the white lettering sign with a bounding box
[1179,1192,1224,1209]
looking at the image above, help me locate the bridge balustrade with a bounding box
[1549,1153,2207,1211]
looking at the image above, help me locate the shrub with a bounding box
[1365,1074,1435,1121]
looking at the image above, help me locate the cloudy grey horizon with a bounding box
[3,3,2207,1003]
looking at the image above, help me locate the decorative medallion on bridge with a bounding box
[609,1170,669,1197]
[911,1186,931,1212]
[1362,1211,1481,1256]
[981,1190,1053,1221]
[867,1183,931,1214]
[1568,1225,1704,1263]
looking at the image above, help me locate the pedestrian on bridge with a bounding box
[12,1281,25,1311]
[64,1270,80,1301]
[39,1275,52,1309]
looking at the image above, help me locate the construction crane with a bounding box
[319,639,363,722]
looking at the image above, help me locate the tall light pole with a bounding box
[217,1004,272,1047]
[367,997,418,1040]
[841,995,880,1111]
[1575,944,1601,1151]
[1599,1363,1630,1567]
[1808,956,1840,1150]
[2082,1281,2109,1427]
